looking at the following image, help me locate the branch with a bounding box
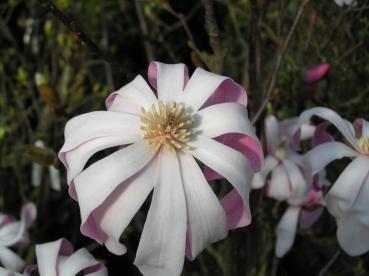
[36,0,117,64]
[318,250,341,276]
[252,0,309,124]
[202,0,222,72]
[249,0,262,111]
[134,0,154,62]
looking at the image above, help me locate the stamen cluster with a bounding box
[358,136,369,154]
[140,101,192,152]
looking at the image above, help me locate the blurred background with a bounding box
[1,0,369,275]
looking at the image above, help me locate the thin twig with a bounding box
[249,0,262,111]
[101,0,115,90]
[36,0,117,64]
[134,0,154,62]
[318,249,341,276]
[202,0,222,72]
[252,0,309,124]
[165,5,211,69]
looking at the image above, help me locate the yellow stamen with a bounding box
[140,101,193,152]
[358,137,369,155]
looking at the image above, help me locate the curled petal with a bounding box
[275,206,301,257]
[148,61,189,103]
[304,141,359,177]
[191,135,253,226]
[75,142,155,242]
[0,247,25,272]
[135,152,187,276]
[296,107,357,149]
[179,153,227,261]
[105,75,157,114]
[220,189,251,229]
[181,68,247,113]
[325,156,369,218]
[0,203,36,247]
[36,238,107,276]
[92,159,157,255]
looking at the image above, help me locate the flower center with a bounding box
[140,101,193,152]
[358,136,369,155]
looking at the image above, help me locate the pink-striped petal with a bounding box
[180,68,247,113]
[135,152,187,276]
[105,75,157,115]
[179,153,227,261]
[148,61,188,103]
[92,159,157,255]
[74,141,155,242]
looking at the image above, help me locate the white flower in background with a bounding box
[0,203,36,272]
[334,0,356,7]
[296,107,369,255]
[32,140,61,191]
[251,115,331,257]
[0,238,107,276]
[59,61,263,276]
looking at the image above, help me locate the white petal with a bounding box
[304,141,358,176]
[190,135,253,219]
[336,175,369,255]
[31,163,43,187]
[325,156,369,217]
[361,119,369,138]
[64,136,137,190]
[268,164,291,201]
[105,75,157,114]
[96,159,157,255]
[337,213,369,256]
[0,204,36,247]
[297,107,357,148]
[180,68,228,113]
[0,247,24,272]
[196,102,257,139]
[36,239,66,276]
[135,152,187,276]
[178,153,227,260]
[60,111,140,154]
[75,142,155,238]
[48,166,61,191]
[151,62,188,103]
[58,248,100,276]
[0,266,22,276]
[275,206,301,257]
[282,160,307,205]
[265,115,280,154]
[251,156,278,189]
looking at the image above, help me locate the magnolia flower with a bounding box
[247,115,330,257]
[59,62,263,275]
[296,107,369,255]
[0,238,107,276]
[0,203,36,272]
[32,140,61,191]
